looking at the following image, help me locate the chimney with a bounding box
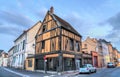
[50,6,54,14]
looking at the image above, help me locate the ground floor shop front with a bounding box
[26,53,82,72]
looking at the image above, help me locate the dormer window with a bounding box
[42,25,46,32]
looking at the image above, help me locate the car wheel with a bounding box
[94,69,97,73]
[88,70,91,74]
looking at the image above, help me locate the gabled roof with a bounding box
[8,46,14,52]
[52,14,82,37]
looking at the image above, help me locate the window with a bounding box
[20,42,22,51]
[51,41,55,51]
[65,39,68,50]
[28,60,32,67]
[84,44,87,48]
[42,41,45,49]
[42,25,46,32]
[51,39,56,51]
[76,41,80,51]
[18,44,19,51]
[22,40,25,50]
[69,38,74,51]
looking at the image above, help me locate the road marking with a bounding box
[44,75,56,77]
[3,67,30,77]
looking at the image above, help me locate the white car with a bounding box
[79,64,97,74]
[107,62,115,68]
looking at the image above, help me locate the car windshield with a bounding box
[80,65,87,68]
[108,62,113,64]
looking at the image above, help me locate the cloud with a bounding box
[35,7,47,19]
[63,12,93,36]
[0,25,22,36]
[63,12,113,39]
[0,10,34,28]
[101,12,120,50]
[107,12,120,30]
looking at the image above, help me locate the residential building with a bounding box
[117,52,120,63]
[113,47,118,64]
[107,43,114,62]
[0,51,8,67]
[98,39,110,66]
[13,21,41,69]
[26,7,82,72]
[7,46,14,67]
[82,37,99,67]
[82,37,97,54]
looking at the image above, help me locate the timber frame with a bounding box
[26,7,82,72]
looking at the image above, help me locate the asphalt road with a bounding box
[0,67,22,77]
[75,67,120,77]
[0,67,56,77]
[1,67,120,77]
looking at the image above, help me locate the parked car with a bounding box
[107,62,115,68]
[79,64,97,74]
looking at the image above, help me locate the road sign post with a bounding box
[44,56,47,74]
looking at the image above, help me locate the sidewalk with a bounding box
[4,67,79,77]
[60,70,79,77]
[3,67,57,77]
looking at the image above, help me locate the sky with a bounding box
[0,0,120,52]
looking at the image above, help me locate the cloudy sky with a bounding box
[0,0,120,52]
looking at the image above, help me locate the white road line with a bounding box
[3,67,30,77]
[44,75,56,77]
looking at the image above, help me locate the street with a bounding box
[0,67,57,77]
[0,67,21,77]
[0,67,120,77]
[74,67,120,77]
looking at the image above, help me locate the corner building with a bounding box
[27,7,82,72]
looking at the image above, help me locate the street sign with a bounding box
[44,56,46,60]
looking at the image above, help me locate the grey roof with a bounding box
[51,13,82,37]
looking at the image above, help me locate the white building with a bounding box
[12,21,41,69]
[0,51,8,67]
[8,46,14,67]
[98,39,110,66]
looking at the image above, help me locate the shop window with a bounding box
[69,38,74,51]
[28,60,32,67]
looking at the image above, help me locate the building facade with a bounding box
[0,52,8,67]
[26,7,82,72]
[113,48,118,64]
[8,46,14,67]
[82,37,99,67]
[13,21,41,69]
[98,39,110,66]
[13,31,26,69]
[107,43,114,62]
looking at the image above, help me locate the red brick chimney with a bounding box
[50,6,54,14]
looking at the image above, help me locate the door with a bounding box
[76,59,80,70]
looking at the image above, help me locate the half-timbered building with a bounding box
[26,7,82,72]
